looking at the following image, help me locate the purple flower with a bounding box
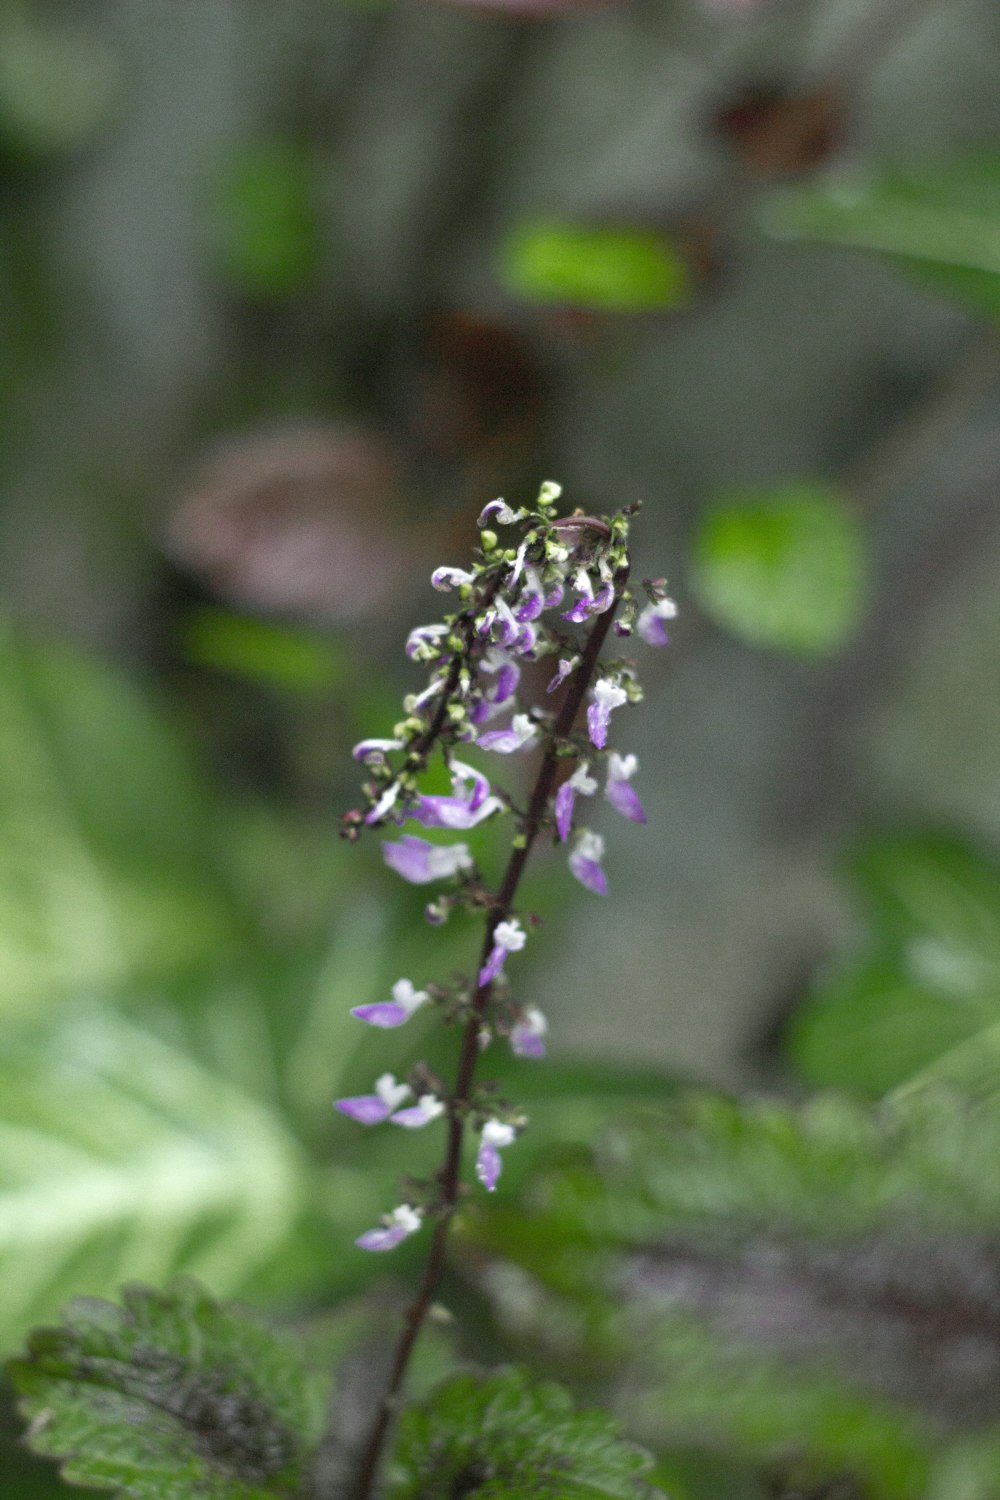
[365,783,401,825]
[637,597,677,647]
[561,597,592,625]
[406,623,449,661]
[569,831,608,896]
[492,597,521,648]
[479,918,527,987]
[431,565,476,592]
[544,580,565,609]
[481,648,520,706]
[477,713,539,755]
[382,835,473,885]
[605,752,647,824]
[476,1120,516,1192]
[356,1203,422,1253]
[553,762,597,843]
[587,679,627,750]
[478,498,523,527]
[515,567,545,622]
[511,1006,548,1059]
[390,1094,446,1129]
[412,761,502,831]
[351,977,429,1028]
[335,1072,411,1125]
[546,656,578,694]
[352,737,403,763]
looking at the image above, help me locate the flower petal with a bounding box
[350,1002,411,1028]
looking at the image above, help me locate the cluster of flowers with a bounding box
[338,482,675,1253]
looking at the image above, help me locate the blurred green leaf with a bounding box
[790,836,1000,1096]
[760,159,1000,320]
[690,485,867,655]
[465,1090,1000,1500]
[388,1368,661,1499]
[0,626,247,1014]
[0,1009,305,1353]
[202,140,322,298]
[500,222,690,311]
[182,607,344,694]
[10,1280,329,1500]
[0,3,120,157]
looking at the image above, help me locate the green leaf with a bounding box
[851,836,1000,995]
[464,1091,1000,1498]
[388,1368,660,1500]
[689,486,867,655]
[789,836,1000,1096]
[181,608,344,695]
[500,221,690,311]
[0,1010,305,1352]
[9,1281,329,1500]
[0,3,121,158]
[760,159,1000,321]
[788,961,997,1096]
[0,625,245,1014]
[202,140,322,298]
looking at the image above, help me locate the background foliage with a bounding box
[2,0,1000,1496]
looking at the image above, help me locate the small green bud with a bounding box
[480,529,498,552]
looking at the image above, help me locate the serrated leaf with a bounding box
[0,1010,305,1352]
[760,159,1000,320]
[500,221,690,311]
[9,1281,329,1500]
[790,836,1000,1096]
[0,625,245,1014]
[689,486,867,655]
[388,1368,660,1499]
[464,1092,1000,1499]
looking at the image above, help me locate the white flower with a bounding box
[493,919,527,953]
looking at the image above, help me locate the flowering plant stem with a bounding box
[348,563,628,1500]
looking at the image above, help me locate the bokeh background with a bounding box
[4,0,1000,1496]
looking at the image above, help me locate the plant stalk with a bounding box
[347,568,628,1500]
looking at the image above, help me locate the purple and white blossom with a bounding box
[335,1072,412,1125]
[587,678,628,750]
[515,566,545,622]
[478,498,524,527]
[412,760,502,830]
[431,565,477,592]
[364,782,402,826]
[477,713,539,755]
[476,1120,516,1191]
[479,917,527,987]
[406,623,449,661]
[546,656,578,694]
[637,596,677,646]
[569,830,608,896]
[352,736,403,764]
[510,1006,548,1059]
[382,835,473,885]
[480,647,520,707]
[553,761,597,842]
[351,977,430,1029]
[390,1094,447,1129]
[605,752,647,824]
[356,1203,423,1253]
[562,566,595,624]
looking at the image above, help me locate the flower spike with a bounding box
[356,1203,423,1252]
